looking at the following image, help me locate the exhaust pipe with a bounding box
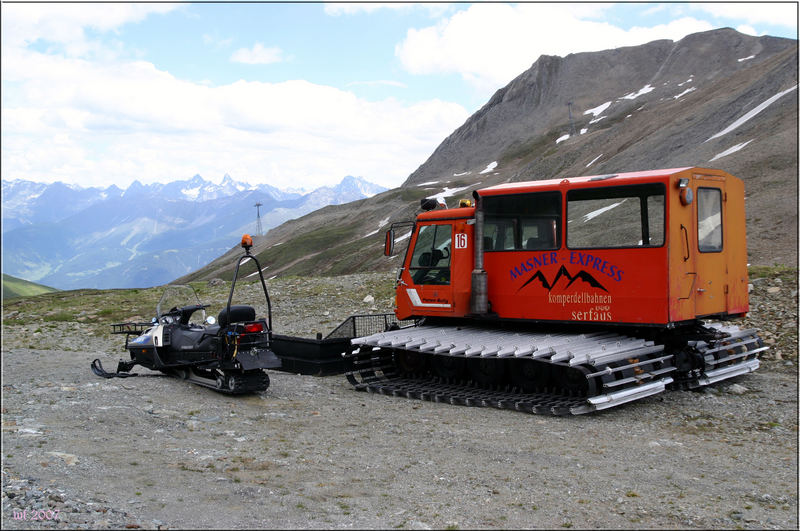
[470,192,489,315]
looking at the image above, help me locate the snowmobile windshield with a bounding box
[156,284,207,324]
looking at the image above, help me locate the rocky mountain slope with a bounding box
[182,28,796,285]
[404,29,795,187]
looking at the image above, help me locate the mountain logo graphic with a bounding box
[516,265,608,293]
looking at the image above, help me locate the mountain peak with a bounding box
[334,175,387,198]
[402,28,796,189]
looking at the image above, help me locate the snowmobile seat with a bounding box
[218,305,256,327]
[170,325,219,352]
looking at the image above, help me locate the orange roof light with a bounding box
[241,234,253,250]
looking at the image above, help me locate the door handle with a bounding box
[680,224,690,262]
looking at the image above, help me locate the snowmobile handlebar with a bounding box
[165,304,211,326]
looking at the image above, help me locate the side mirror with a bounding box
[384,229,395,256]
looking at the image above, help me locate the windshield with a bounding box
[409,224,452,285]
[157,285,206,322]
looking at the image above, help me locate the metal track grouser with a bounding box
[344,167,767,415]
[345,322,764,415]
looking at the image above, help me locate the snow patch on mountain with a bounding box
[586,154,603,168]
[584,101,612,117]
[673,87,696,100]
[426,185,472,207]
[364,216,392,238]
[706,84,798,142]
[709,140,754,162]
[181,185,202,200]
[479,161,498,174]
[620,84,654,100]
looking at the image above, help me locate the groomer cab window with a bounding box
[409,224,452,285]
[483,191,561,251]
[697,187,723,252]
[567,183,665,248]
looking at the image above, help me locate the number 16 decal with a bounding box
[455,233,468,249]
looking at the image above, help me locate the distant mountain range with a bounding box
[1,175,386,289]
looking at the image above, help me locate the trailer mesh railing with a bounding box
[324,313,418,340]
[111,322,151,335]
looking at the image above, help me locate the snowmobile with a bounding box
[93,234,280,394]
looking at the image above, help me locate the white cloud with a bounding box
[1,2,468,190]
[1,44,468,189]
[324,3,408,16]
[1,3,178,53]
[395,4,716,94]
[324,3,450,17]
[230,43,285,65]
[736,25,760,37]
[691,3,798,28]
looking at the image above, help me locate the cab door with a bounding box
[399,222,454,316]
[693,178,728,317]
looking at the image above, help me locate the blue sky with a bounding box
[2,2,797,190]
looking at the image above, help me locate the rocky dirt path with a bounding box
[2,272,797,529]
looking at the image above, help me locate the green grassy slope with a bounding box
[2,273,59,300]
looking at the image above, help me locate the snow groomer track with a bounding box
[345,323,765,416]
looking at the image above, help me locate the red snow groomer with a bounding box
[346,167,765,415]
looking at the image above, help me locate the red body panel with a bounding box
[482,247,669,324]
[394,167,749,327]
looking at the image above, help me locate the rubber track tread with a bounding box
[221,371,270,394]
[362,376,586,416]
[345,323,766,415]
[346,347,588,416]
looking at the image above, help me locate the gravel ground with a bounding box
[1,272,797,529]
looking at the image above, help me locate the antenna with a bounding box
[567,101,576,136]
[254,202,263,236]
